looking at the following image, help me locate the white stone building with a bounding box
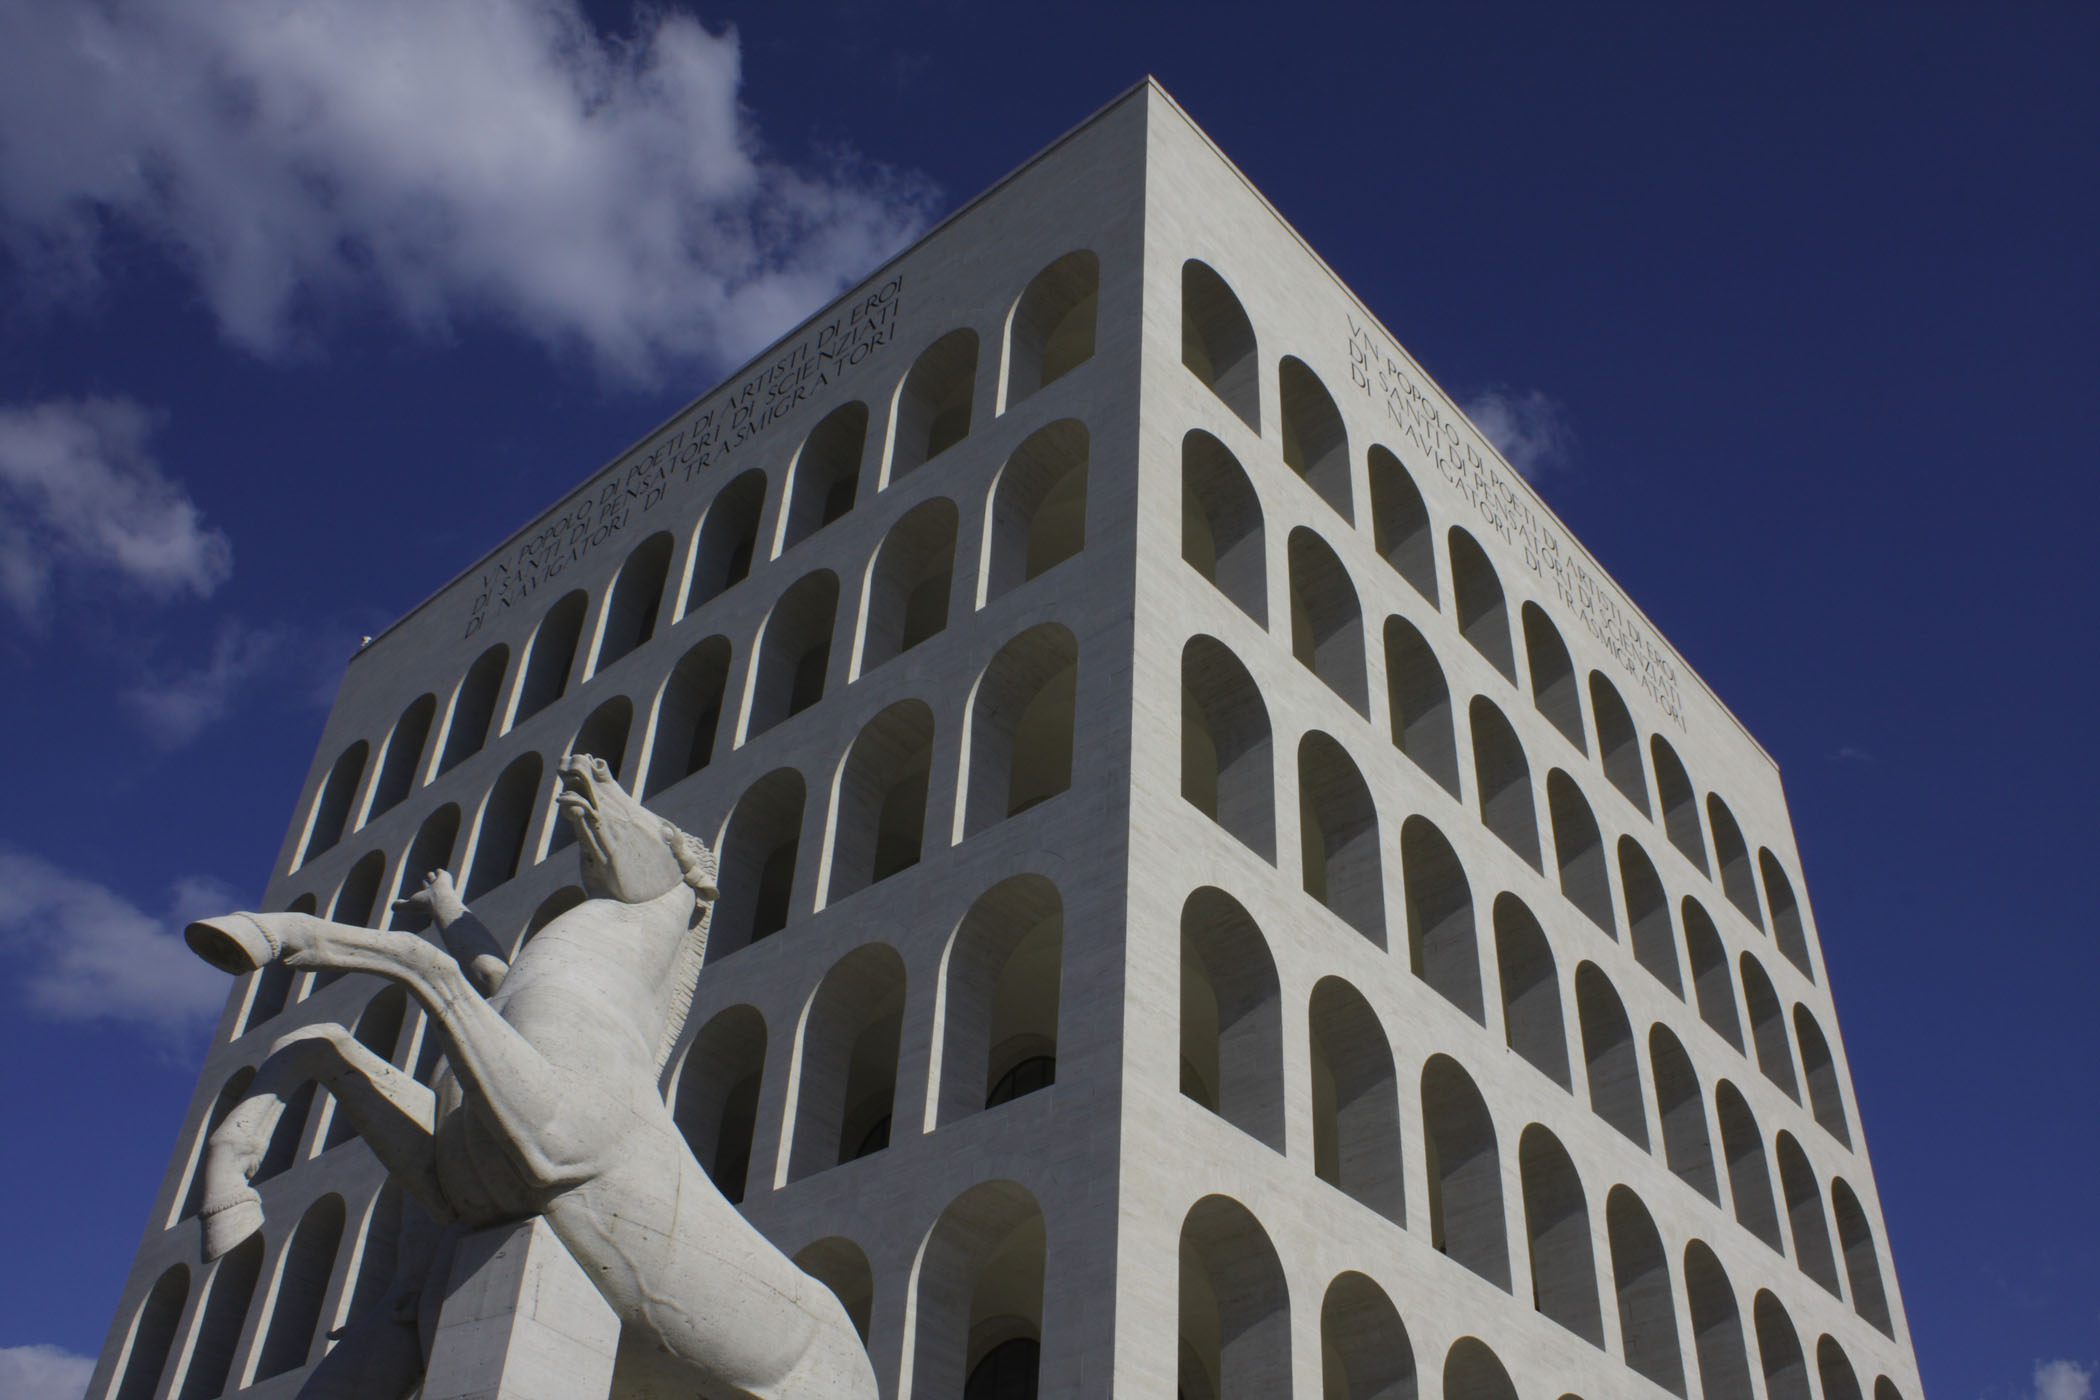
[85,81,1925,1400]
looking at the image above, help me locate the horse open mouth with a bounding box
[556,757,606,862]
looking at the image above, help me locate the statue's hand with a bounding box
[393,870,467,927]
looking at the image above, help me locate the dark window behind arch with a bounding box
[688,469,768,610]
[1522,604,1585,749]
[368,694,435,819]
[1182,260,1259,431]
[1590,672,1649,814]
[513,589,587,722]
[890,329,978,480]
[1007,250,1097,403]
[597,531,674,670]
[1386,617,1460,798]
[1182,430,1266,625]
[1278,356,1351,520]
[440,645,508,773]
[1368,445,1437,604]
[781,402,867,553]
[1449,528,1515,681]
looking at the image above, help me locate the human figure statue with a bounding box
[184,754,877,1400]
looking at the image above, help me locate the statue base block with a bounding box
[421,1218,620,1400]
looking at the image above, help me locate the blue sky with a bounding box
[0,2,2093,1397]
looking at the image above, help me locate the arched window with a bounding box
[889,328,978,481]
[1650,1026,1720,1202]
[1651,737,1708,873]
[1876,1380,1907,1400]
[1548,770,1614,934]
[1519,1126,1603,1345]
[1818,1337,1866,1400]
[1606,1188,1685,1396]
[1178,1195,1289,1399]
[1443,1337,1518,1400]
[1181,261,1259,431]
[1182,430,1266,624]
[513,589,587,723]
[1832,1179,1895,1335]
[1708,795,1762,928]
[112,1266,189,1400]
[787,943,906,1179]
[241,962,295,1035]
[1278,356,1351,519]
[330,850,386,928]
[644,636,731,797]
[367,694,435,819]
[1403,818,1483,1022]
[933,875,1062,1125]
[1776,1132,1841,1295]
[388,804,460,932]
[1470,698,1539,868]
[712,768,805,957]
[747,570,839,736]
[1368,445,1436,605]
[176,1234,264,1400]
[1320,1271,1415,1400]
[779,402,867,553]
[687,469,768,610]
[1575,964,1648,1148]
[1307,977,1403,1223]
[986,419,1088,601]
[439,644,509,772]
[793,1237,873,1345]
[1523,605,1584,749]
[596,531,673,671]
[1493,895,1569,1089]
[465,752,542,900]
[1613,838,1681,995]
[1182,636,1275,859]
[1683,898,1744,1050]
[570,695,634,780]
[1180,888,1284,1150]
[1298,733,1384,946]
[859,498,956,672]
[826,699,935,902]
[1421,1055,1509,1290]
[1760,850,1815,979]
[1753,1290,1811,1400]
[1684,1240,1755,1400]
[1794,1007,1853,1146]
[1449,528,1515,682]
[672,1004,767,1204]
[1740,954,1799,1099]
[253,1077,317,1184]
[254,1194,345,1379]
[906,1181,1046,1397]
[1715,1080,1783,1251]
[1385,617,1459,797]
[325,989,408,1148]
[298,741,368,866]
[1007,250,1097,403]
[963,624,1076,833]
[340,1185,403,1339]
[1589,673,1649,815]
[1288,529,1367,713]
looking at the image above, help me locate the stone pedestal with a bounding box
[421,1218,621,1400]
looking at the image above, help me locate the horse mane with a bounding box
[651,819,720,1076]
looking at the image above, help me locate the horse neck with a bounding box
[621,884,698,1047]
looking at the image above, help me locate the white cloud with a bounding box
[0,850,233,1039]
[0,0,936,379]
[122,620,290,747]
[1464,385,1576,481]
[0,397,232,622]
[2033,1360,2096,1400]
[0,1345,95,1400]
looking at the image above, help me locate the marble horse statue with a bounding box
[183,754,877,1400]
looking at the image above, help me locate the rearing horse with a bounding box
[184,754,876,1400]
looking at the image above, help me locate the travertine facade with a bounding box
[89,82,1924,1400]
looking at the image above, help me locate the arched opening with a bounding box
[513,589,587,723]
[176,1234,264,1400]
[596,530,673,670]
[1288,528,1367,714]
[1683,898,1744,1049]
[780,402,867,553]
[1740,954,1799,1100]
[1794,1007,1853,1146]
[299,741,368,866]
[889,328,978,481]
[859,498,957,672]
[569,694,634,781]
[1384,617,1459,798]
[330,850,386,928]
[367,694,435,819]
[934,874,1062,1126]
[1182,636,1275,860]
[1180,888,1284,1150]
[1776,1132,1841,1295]
[712,768,806,957]
[987,419,1088,600]
[388,804,460,932]
[1575,963,1648,1148]
[1470,698,1540,868]
[1007,249,1097,403]
[439,645,509,772]
[1651,737,1708,873]
[340,1186,403,1336]
[465,752,543,900]
[1832,1179,1894,1335]
[1493,895,1569,1089]
[1649,1025,1720,1202]
[1307,977,1404,1223]
[672,1004,767,1204]
[1368,445,1436,605]
[1402,818,1482,1022]
[241,962,295,1034]
[1519,1125,1603,1345]
[1818,1336,1866,1400]
[1715,1080,1783,1251]
[1182,430,1266,624]
[1442,1337,1518,1400]
[1181,261,1259,431]
[1752,1291,1811,1400]
[325,989,408,1148]
[963,624,1077,833]
[112,1266,189,1400]
[826,699,936,902]
[1298,733,1384,946]
[1589,673,1649,815]
[1522,605,1584,750]
[1278,356,1351,519]
[1319,1271,1415,1400]
[1760,850,1815,979]
[254,1194,345,1380]
[1606,1188,1685,1396]
[1178,1194,1289,1399]
[788,943,906,1179]
[1684,1240,1755,1400]
[1707,796,1762,928]
[1620,839,1681,995]
[793,1237,873,1345]
[1876,1380,1907,1400]
[687,469,768,610]
[1449,529,1514,682]
[909,1184,1047,1398]
[254,1078,316,1183]
[1549,770,1614,934]
[644,636,731,797]
[747,570,840,736]
[1421,1055,1509,1290]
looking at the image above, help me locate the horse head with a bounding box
[556,753,719,907]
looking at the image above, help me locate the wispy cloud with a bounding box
[0,849,232,1041]
[1464,385,1577,481]
[122,620,291,748]
[2032,1360,2095,1400]
[1833,745,1877,764]
[0,0,937,380]
[0,397,231,623]
[0,1345,94,1400]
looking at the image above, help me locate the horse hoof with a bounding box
[200,1191,265,1260]
[185,914,280,975]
